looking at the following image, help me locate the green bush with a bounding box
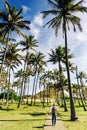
[0,89,19,101]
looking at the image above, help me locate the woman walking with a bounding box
[50,103,57,126]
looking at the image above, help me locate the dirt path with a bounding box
[44,115,67,130]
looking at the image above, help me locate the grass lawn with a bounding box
[0,100,87,130]
[0,102,50,130]
[58,102,87,130]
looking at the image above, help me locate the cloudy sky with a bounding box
[1,0,87,83]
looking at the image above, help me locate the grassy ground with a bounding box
[0,102,50,130]
[58,102,87,130]
[0,100,87,130]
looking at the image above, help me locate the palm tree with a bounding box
[72,83,81,106]
[18,35,38,107]
[0,1,31,74]
[48,46,69,111]
[76,67,87,111]
[0,43,22,105]
[15,69,24,108]
[19,35,38,84]
[41,0,87,120]
[52,69,60,104]
[40,72,47,108]
[28,52,46,105]
[46,70,53,104]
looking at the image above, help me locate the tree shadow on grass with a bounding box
[44,124,52,126]
[33,126,44,129]
[30,112,46,116]
[0,106,14,111]
[33,124,52,129]
[0,118,45,122]
[62,119,79,122]
[21,112,47,116]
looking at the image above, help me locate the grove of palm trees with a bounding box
[0,0,87,130]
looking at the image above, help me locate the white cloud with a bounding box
[16,35,24,42]
[22,5,30,13]
[33,14,43,26]
[30,23,40,39]
[30,14,43,39]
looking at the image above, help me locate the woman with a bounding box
[50,103,57,126]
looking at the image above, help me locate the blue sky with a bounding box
[1,0,87,84]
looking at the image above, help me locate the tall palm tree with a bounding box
[76,68,87,111]
[48,46,73,111]
[15,69,24,108]
[0,43,22,105]
[19,35,38,85]
[46,70,53,104]
[72,83,81,106]
[40,72,47,108]
[41,0,87,120]
[0,1,31,74]
[18,35,38,107]
[28,52,46,105]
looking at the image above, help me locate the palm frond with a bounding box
[47,0,58,8]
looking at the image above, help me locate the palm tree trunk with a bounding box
[27,77,30,104]
[17,77,24,108]
[76,93,81,106]
[47,84,49,105]
[11,70,14,103]
[80,79,86,105]
[64,19,77,120]
[18,52,28,108]
[6,66,10,106]
[31,71,37,105]
[34,73,39,105]
[42,84,45,108]
[0,34,9,75]
[58,61,68,112]
[39,80,42,102]
[76,66,87,111]
[48,86,51,103]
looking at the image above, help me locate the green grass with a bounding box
[58,102,87,130]
[0,100,87,130]
[0,102,50,130]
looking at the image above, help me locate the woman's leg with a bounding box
[52,114,55,125]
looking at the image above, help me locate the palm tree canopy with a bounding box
[15,69,24,78]
[48,45,65,64]
[19,35,38,52]
[0,0,31,38]
[41,0,87,36]
[0,43,22,68]
[48,45,74,64]
[77,71,87,79]
[28,52,46,69]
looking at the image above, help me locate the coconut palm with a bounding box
[41,0,87,120]
[0,43,22,105]
[48,46,70,111]
[46,70,53,104]
[72,83,81,106]
[19,35,38,84]
[0,0,31,74]
[15,69,25,108]
[76,68,87,111]
[18,35,38,107]
[28,52,46,105]
[40,72,47,108]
